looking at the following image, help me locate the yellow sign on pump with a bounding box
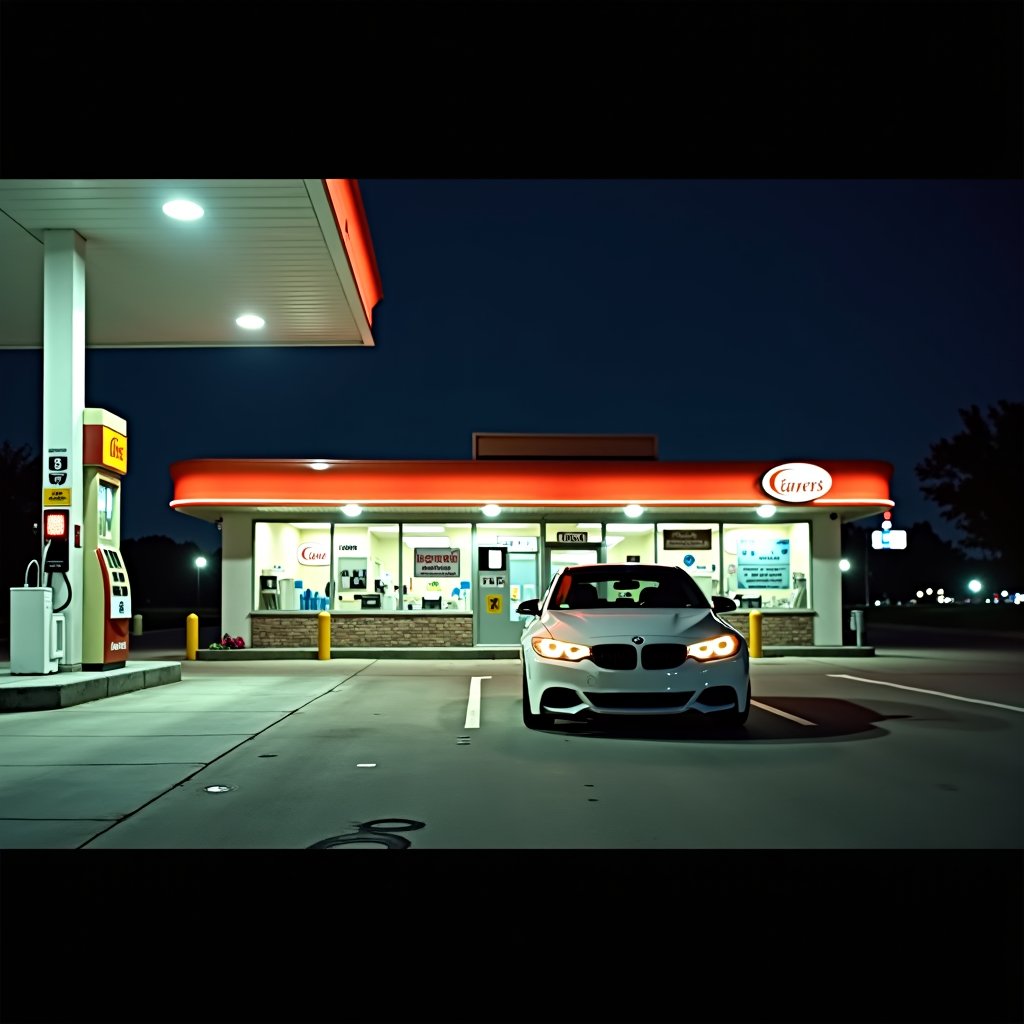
[44,488,72,506]
[102,427,128,474]
[486,594,503,614]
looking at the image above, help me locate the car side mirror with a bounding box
[712,596,737,613]
[517,598,541,616]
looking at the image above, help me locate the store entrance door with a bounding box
[545,546,602,583]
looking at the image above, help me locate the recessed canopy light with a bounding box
[203,785,233,793]
[481,504,501,517]
[756,505,776,518]
[624,504,644,518]
[310,461,330,471]
[162,199,204,221]
[236,314,265,330]
[342,504,362,517]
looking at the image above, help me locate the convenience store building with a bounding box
[169,433,893,649]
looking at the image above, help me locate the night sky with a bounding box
[0,179,1021,550]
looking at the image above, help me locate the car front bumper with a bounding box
[523,646,750,717]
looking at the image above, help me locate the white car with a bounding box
[518,562,750,729]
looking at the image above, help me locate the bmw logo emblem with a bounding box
[632,636,645,645]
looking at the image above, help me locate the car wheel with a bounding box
[719,680,751,726]
[522,668,555,730]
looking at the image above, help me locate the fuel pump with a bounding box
[81,409,132,670]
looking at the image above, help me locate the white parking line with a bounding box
[751,700,815,726]
[827,674,1024,713]
[465,676,490,729]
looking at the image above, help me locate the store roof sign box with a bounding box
[872,530,908,549]
[414,548,460,577]
[761,463,833,502]
[663,529,712,550]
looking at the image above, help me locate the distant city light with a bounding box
[1000,590,1008,598]
[925,588,933,595]
[968,579,983,593]
[916,590,924,599]
[937,588,944,595]
[874,600,881,607]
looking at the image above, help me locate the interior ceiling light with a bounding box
[624,504,644,518]
[481,504,501,517]
[309,462,330,471]
[756,505,776,518]
[236,314,265,330]
[341,504,362,517]
[162,199,204,221]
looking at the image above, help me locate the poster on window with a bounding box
[663,529,712,550]
[735,535,790,589]
[414,547,460,577]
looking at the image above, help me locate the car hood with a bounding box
[537,607,730,643]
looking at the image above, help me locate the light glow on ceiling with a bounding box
[162,199,204,221]
[236,314,266,330]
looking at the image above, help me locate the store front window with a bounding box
[253,520,332,610]
[722,522,811,608]
[401,524,471,611]
[656,523,720,599]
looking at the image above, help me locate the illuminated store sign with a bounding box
[414,548,460,577]
[761,463,833,502]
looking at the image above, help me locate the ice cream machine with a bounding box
[82,409,131,670]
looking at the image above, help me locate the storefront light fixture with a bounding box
[162,198,204,221]
[481,504,501,517]
[236,314,265,330]
[341,504,362,517]
[756,505,776,518]
[839,558,851,572]
[309,461,330,471]
[624,504,644,518]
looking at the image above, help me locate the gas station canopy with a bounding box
[0,179,382,348]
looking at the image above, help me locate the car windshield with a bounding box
[548,565,708,610]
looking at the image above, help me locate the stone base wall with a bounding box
[252,614,474,648]
[720,612,815,646]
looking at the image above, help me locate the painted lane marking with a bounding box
[465,676,491,729]
[827,674,1024,714]
[751,700,815,726]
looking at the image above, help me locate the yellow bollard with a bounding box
[186,613,199,661]
[748,609,763,658]
[318,611,331,660]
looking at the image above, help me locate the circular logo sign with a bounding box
[761,463,833,502]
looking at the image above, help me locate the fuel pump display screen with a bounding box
[98,481,116,540]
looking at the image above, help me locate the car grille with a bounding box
[584,691,695,709]
[589,644,637,670]
[640,644,687,670]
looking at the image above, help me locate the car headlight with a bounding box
[531,637,592,661]
[687,633,741,661]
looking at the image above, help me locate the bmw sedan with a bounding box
[518,562,750,729]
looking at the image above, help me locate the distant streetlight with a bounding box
[968,579,983,594]
[195,555,207,607]
[839,558,851,572]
